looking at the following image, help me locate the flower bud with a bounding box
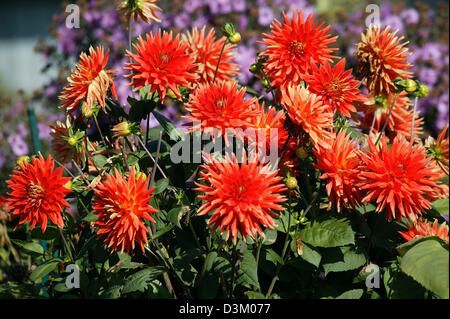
[262,78,271,89]
[136,171,147,182]
[167,89,177,99]
[64,180,73,190]
[112,121,131,138]
[286,177,298,189]
[229,32,241,44]
[249,64,258,73]
[417,84,429,98]
[68,137,78,146]
[16,156,31,167]
[296,147,308,159]
[404,79,417,93]
[221,23,237,38]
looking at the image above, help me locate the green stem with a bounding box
[213,41,227,83]
[375,92,400,146]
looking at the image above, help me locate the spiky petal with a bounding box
[60,45,117,115]
[125,30,199,101]
[259,10,338,88]
[314,130,362,212]
[117,0,162,25]
[182,26,238,85]
[6,155,71,232]
[358,135,441,221]
[195,153,286,244]
[92,168,158,254]
[280,85,334,149]
[303,59,365,117]
[399,219,449,243]
[355,25,412,96]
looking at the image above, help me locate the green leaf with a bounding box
[93,154,108,169]
[167,207,184,229]
[299,242,321,268]
[122,267,164,294]
[153,178,169,195]
[322,246,366,275]
[128,97,157,123]
[82,213,98,223]
[431,198,449,218]
[262,230,277,245]
[31,226,59,240]
[400,239,449,299]
[245,291,266,299]
[299,218,355,248]
[29,258,62,282]
[11,239,44,256]
[152,110,184,142]
[397,235,448,257]
[152,224,175,240]
[336,289,364,299]
[240,249,260,287]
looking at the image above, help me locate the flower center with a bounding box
[159,52,170,64]
[216,98,228,115]
[28,182,45,206]
[325,80,342,97]
[289,41,306,57]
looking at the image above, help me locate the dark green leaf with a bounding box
[29,258,62,282]
[122,267,164,294]
[299,218,355,248]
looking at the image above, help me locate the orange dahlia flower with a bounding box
[60,45,118,115]
[182,26,238,85]
[280,85,334,149]
[314,130,362,212]
[92,168,158,254]
[184,80,258,141]
[195,153,286,244]
[357,91,423,141]
[399,219,449,243]
[425,124,449,175]
[303,59,365,117]
[358,135,441,221]
[259,10,337,88]
[355,26,412,96]
[125,30,198,101]
[6,154,71,232]
[117,0,162,25]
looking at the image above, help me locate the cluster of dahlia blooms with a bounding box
[4,3,449,260]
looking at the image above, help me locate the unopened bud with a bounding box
[16,156,31,167]
[249,64,258,73]
[64,180,73,190]
[286,177,298,189]
[112,121,131,138]
[68,137,78,146]
[167,89,177,99]
[296,147,308,159]
[229,32,241,44]
[417,84,429,98]
[136,171,147,182]
[404,79,417,93]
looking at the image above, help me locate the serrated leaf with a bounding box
[122,267,164,294]
[299,218,355,248]
[400,239,449,299]
[30,258,62,282]
[322,246,366,275]
[12,239,44,256]
[153,178,169,195]
[397,235,448,257]
[336,289,364,299]
[299,242,321,268]
[241,249,259,287]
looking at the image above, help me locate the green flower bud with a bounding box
[16,155,31,167]
[249,64,258,73]
[68,137,78,146]
[404,79,417,93]
[229,32,241,44]
[286,177,298,189]
[417,84,429,98]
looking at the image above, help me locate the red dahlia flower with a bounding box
[125,30,199,101]
[303,59,365,117]
[195,153,286,244]
[358,135,441,221]
[92,168,158,254]
[60,45,118,115]
[314,130,362,212]
[399,219,449,243]
[6,155,71,231]
[355,25,412,96]
[280,85,334,149]
[182,26,238,85]
[184,80,259,142]
[259,10,337,88]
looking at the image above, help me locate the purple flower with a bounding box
[16,122,28,138]
[419,67,439,87]
[38,122,52,140]
[419,43,445,65]
[232,0,246,12]
[184,0,204,13]
[400,8,420,25]
[7,134,29,157]
[235,45,256,84]
[258,6,274,27]
[382,15,404,35]
[174,13,190,30]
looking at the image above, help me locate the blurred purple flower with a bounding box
[7,134,29,157]
[174,12,190,29]
[382,15,404,34]
[258,6,275,26]
[419,67,439,87]
[400,8,420,25]
[235,45,256,84]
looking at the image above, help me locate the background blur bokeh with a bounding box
[0,0,449,196]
